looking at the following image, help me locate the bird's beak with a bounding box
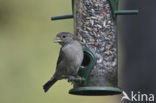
[54,37,62,43]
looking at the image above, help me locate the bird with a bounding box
[43,32,84,92]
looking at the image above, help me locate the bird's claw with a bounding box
[68,76,75,82]
[68,75,85,84]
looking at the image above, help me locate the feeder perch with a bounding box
[51,0,138,20]
[51,0,138,96]
[68,47,97,84]
[109,0,139,18]
[51,14,73,20]
[51,0,74,20]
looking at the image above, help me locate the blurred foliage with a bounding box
[0,0,120,103]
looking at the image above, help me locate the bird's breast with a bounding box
[62,42,83,66]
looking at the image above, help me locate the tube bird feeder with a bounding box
[51,0,138,96]
[69,0,121,95]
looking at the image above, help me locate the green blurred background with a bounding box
[0,0,120,103]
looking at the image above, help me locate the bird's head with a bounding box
[54,32,74,46]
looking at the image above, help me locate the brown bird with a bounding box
[43,32,83,92]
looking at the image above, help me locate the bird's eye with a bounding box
[62,35,66,38]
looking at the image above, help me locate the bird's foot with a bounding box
[75,75,84,84]
[68,75,85,84]
[68,76,75,82]
[67,76,76,85]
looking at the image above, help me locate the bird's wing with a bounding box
[56,48,63,66]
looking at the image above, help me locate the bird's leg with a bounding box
[75,75,83,84]
[68,75,76,81]
[67,75,76,85]
[69,75,84,83]
[62,75,76,85]
[67,75,84,84]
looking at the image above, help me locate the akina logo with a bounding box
[121,91,155,102]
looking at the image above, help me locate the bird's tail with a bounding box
[43,77,57,92]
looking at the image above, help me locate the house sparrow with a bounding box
[43,32,83,92]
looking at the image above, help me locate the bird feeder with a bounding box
[51,0,138,96]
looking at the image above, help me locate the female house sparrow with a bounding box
[43,32,83,92]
